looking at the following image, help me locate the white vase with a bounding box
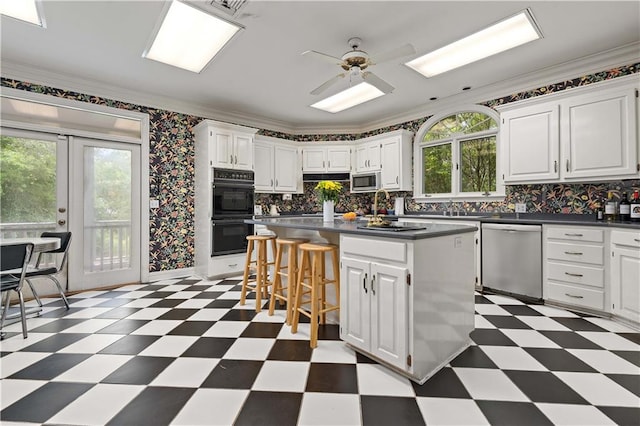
[322,200,334,222]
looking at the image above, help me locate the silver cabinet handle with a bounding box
[235,155,238,164]
[554,160,557,172]
[230,154,233,163]
[566,159,569,172]
[363,273,368,293]
[564,233,583,237]
[396,176,399,184]
[371,274,376,295]
[635,239,640,242]
[564,251,583,255]
[228,263,237,268]
[565,272,583,277]
[565,293,584,299]
[328,161,330,168]
[270,179,273,186]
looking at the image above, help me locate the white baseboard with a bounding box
[148,267,197,283]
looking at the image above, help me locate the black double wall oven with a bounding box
[211,168,254,256]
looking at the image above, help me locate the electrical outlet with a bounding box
[282,193,292,200]
[150,199,159,209]
[515,203,526,213]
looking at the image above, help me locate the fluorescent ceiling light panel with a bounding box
[406,9,541,78]
[0,0,44,26]
[311,82,385,113]
[143,0,241,73]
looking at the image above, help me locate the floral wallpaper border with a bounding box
[1,62,638,271]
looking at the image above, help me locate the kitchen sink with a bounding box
[356,223,427,232]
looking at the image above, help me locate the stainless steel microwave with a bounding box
[351,171,380,193]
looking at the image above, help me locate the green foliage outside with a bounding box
[0,136,56,223]
[423,112,497,194]
[1,137,132,224]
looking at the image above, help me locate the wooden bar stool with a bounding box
[291,242,340,348]
[240,234,277,312]
[269,238,309,325]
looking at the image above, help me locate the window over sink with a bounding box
[414,105,504,201]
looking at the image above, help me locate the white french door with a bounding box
[68,137,141,288]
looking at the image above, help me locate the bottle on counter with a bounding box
[596,201,604,221]
[619,192,631,221]
[604,191,618,222]
[631,190,640,222]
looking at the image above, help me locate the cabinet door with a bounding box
[327,147,351,172]
[254,142,274,192]
[355,145,368,172]
[501,103,560,182]
[274,145,298,192]
[340,257,371,351]
[212,130,234,168]
[367,142,381,170]
[233,133,253,170]
[562,87,638,179]
[302,147,326,172]
[611,245,640,324]
[380,137,401,190]
[370,262,408,369]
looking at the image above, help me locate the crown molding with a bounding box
[2,42,638,137]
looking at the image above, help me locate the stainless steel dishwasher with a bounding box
[481,223,542,300]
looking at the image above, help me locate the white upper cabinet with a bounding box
[301,143,351,173]
[501,103,560,182]
[355,141,381,172]
[194,120,257,171]
[499,76,639,184]
[254,136,302,193]
[562,85,638,179]
[379,131,413,191]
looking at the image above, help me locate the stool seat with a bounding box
[240,234,277,312]
[291,242,340,348]
[269,238,309,325]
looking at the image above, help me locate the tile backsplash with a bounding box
[256,179,640,215]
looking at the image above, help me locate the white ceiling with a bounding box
[1,1,639,134]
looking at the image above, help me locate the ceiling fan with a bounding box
[303,37,416,96]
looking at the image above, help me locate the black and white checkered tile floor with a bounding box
[1,276,638,425]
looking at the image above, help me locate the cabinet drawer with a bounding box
[611,230,640,248]
[547,281,605,310]
[547,261,604,288]
[210,253,246,276]
[341,235,407,263]
[546,241,604,265]
[546,227,604,243]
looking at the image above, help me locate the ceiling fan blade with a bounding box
[310,73,346,95]
[362,72,394,94]
[302,50,344,66]
[369,43,416,64]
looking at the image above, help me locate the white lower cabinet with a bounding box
[610,229,640,325]
[341,257,408,370]
[543,225,606,311]
[339,231,475,383]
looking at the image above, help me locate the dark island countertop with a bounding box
[246,217,477,240]
[254,212,640,230]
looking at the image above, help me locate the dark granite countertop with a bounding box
[246,217,477,240]
[255,212,640,230]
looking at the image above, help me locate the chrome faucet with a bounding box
[373,188,390,219]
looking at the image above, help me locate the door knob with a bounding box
[58,207,66,213]
[58,219,66,225]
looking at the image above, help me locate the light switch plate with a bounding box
[150,199,159,209]
[515,203,526,213]
[254,205,263,215]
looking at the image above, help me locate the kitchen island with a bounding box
[247,216,477,384]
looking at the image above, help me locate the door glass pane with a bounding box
[460,136,497,193]
[422,143,452,194]
[0,134,57,237]
[84,146,132,272]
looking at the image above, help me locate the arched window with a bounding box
[414,106,504,200]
